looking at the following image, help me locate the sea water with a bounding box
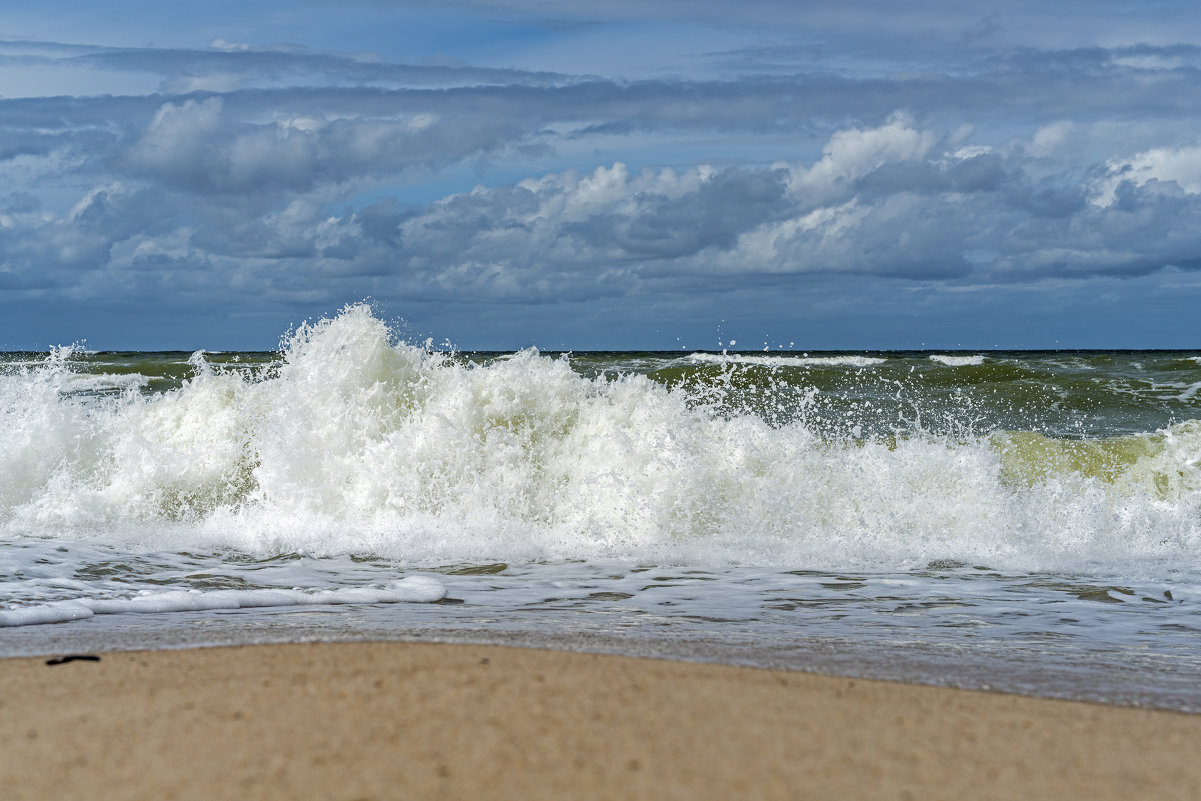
[2,305,1199,709]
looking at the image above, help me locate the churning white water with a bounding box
[2,304,1199,575]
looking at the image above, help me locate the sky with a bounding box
[2,0,1200,350]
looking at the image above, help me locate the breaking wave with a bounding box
[2,305,1199,578]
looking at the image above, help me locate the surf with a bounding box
[1,304,1199,579]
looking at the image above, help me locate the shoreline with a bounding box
[3,640,1199,800]
[5,605,1200,714]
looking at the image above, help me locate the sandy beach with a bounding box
[1,641,1198,800]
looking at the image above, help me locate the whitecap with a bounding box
[929,354,985,367]
[687,352,886,367]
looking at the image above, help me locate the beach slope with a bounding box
[2,641,1197,800]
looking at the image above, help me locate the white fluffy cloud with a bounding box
[787,114,937,195]
[1093,145,1201,206]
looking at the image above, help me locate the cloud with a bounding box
[6,106,1201,318]
[785,114,938,198]
[126,97,225,184]
[0,38,574,92]
[385,122,1201,290]
[1029,121,1073,157]
[1092,144,1201,206]
[4,23,1201,345]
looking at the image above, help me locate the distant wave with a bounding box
[688,353,886,368]
[929,354,985,367]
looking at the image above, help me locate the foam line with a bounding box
[0,576,446,627]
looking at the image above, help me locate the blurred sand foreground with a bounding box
[1,641,1197,800]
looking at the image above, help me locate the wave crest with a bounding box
[2,305,1199,577]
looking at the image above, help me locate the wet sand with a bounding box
[2,641,1198,800]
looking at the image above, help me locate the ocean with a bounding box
[2,305,1199,710]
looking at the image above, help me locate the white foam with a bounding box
[929,354,985,367]
[688,352,886,367]
[0,576,446,627]
[1,305,1199,579]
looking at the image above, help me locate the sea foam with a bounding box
[2,305,1200,578]
[0,576,446,627]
